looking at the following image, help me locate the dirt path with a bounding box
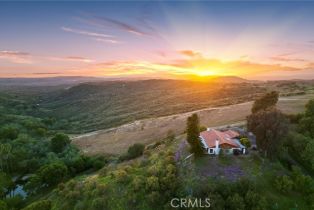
[72,94,313,155]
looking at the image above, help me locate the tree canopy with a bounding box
[50,133,71,153]
[247,91,287,159]
[186,114,203,156]
[251,91,279,114]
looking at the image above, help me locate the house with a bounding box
[199,128,246,155]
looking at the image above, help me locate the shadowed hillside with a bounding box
[37,79,266,133]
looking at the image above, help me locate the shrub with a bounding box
[38,162,68,186]
[127,143,145,159]
[51,133,70,153]
[0,200,8,210]
[274,175,293,193]
[132,176,144,191]
[0,125,19,140]
[240,138,251,148]
[91,198,107,210]
[146,176,160,191]
[114,170,129,183]
[226,193,245,210]
[23,200,51,210]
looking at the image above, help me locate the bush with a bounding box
[120,143,145,161]
[22,200,51,210]
[274,175,293,193]
[240,138,251,148]
[0,200,8,210]
[0,125,19,140]
[226,193,245,210]
[51,133,71,153]
[127,143,145,159]
[114,170,129,183]
[38,162,68,186]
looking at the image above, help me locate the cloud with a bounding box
[179,50,201,58]
[93,38,122,44]
[48,56,94,63]
[88,53,302,79]
[61,26,113,38]
[306,62,314,69]
[0,50,32,64]
[79,15,149,36]
[270,56,306,62]
[31,72,62,75]
[0,49,94,64]
[61,26,121,44]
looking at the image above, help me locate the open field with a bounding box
[72,92,314,155]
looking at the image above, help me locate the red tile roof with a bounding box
[223,130,240,139]
[200,129,239,148]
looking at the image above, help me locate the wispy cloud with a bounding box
[31,72,62,75]
[0,49,94,64]
[48,56,94,63]
[61,26,113,38]
[78,15,150,37]
[270,55,306,62]
[61,26,120,44]
[94,38,122,44]
[0,50,32,64]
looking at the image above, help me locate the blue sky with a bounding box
[1,1,314,80]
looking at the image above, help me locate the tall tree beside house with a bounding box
[299,99,314,138]
[247,91,288,159]
[251,91,279,114]
[186,113,203,156]
[247,108,288,159]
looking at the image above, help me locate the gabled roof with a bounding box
[200,129,239,148]
[223,130,240,139]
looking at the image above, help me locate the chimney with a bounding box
[215,139,219,149]
[215,139,220,155]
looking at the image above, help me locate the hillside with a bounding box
[1,78,312,135]
[35,79,266,133]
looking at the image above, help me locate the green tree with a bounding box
[38,162,68,186]
[51,133,71,153]
[247,109,288,159]
[186,114,203,156]
[0,144,13,173]
[299,100,314,138]
[0,125,18,141]
[252,91,279,114]
[0,172,14,198]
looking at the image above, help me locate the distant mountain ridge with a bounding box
[0,75,254,86]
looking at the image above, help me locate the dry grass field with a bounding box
[72,93,314,155]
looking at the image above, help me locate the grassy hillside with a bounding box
[2,78,313,134]
[36,80,267,133]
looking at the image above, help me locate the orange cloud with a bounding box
[179,50,201,57]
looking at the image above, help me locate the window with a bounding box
[209,148,214,154]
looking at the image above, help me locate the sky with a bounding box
[1,1,314,80]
